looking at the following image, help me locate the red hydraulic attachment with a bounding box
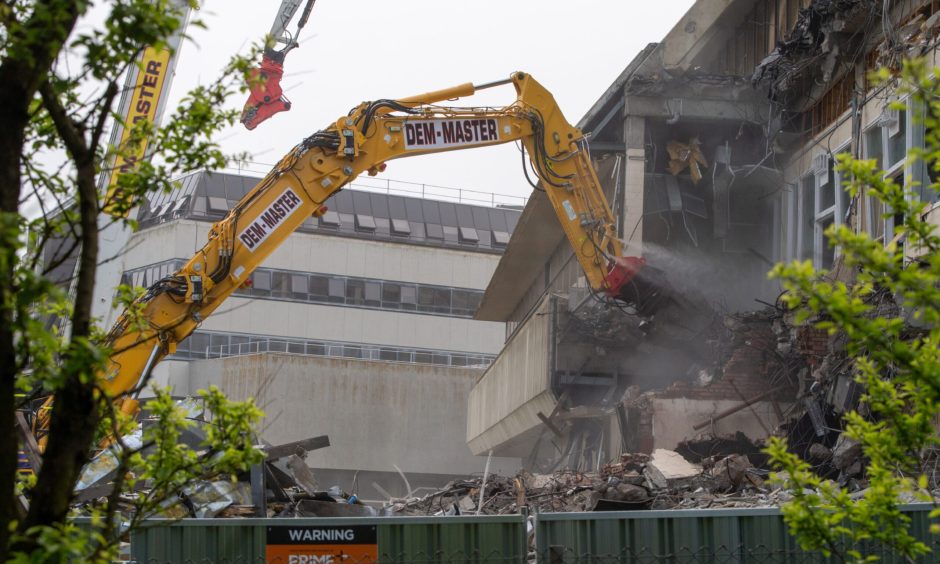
[603,256,646,301]
[240,53,292,130]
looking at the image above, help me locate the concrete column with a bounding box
[623,115,646,256]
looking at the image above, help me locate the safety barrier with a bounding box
[533,504,940,563]
[126,504,939,563]
[130,514,528,563]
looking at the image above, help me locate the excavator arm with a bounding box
[102,72,645,419]
[240,0,317,130]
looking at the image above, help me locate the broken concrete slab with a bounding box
[643,449,702,489]
[710,454,753,492]
[285,454,319,495]
[832,435,862,470]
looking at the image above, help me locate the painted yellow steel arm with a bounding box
[100,71,643,416]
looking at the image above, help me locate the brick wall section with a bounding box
[658,320,792,401]
[796,326,829,368]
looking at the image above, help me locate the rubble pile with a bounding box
[387,447,791,515]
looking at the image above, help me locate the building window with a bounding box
[346,279,365,305]
[328,278,345,303]
[122,261,484,319]
[886,107,906,171]
[797,175,814,262]
[309,275,329,302]
[391,218,411,235]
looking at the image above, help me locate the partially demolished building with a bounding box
[468,0,940,475]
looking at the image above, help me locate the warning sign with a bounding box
[403,118,500,150]
[265,525,378,563]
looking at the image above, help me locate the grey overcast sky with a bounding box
[159,0,696,202]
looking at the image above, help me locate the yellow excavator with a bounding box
[37,71,649,441]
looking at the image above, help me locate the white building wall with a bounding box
[197,298,504,354]
[122,221,499,290]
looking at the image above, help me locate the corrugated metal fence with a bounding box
[128,505,940,563]
[131,515,527,563]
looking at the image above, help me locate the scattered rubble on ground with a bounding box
[386,446,793,515]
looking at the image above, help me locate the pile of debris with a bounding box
[386,445,790,516]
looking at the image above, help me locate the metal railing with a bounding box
[224,160,527,209]
[204,337,494,369]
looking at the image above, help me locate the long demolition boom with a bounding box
[103,71,645,416]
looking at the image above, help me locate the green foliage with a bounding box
[1,0,266,561]
[766,58,940,562]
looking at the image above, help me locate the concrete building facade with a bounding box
[468,0,934,470]
[104,170,523,498]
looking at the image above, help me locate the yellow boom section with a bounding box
[102,72,626,412]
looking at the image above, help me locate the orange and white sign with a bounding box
[266,525,378,563]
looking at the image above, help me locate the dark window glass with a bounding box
[229,335,250,355]
[346,279,365,305]
[188,333,210,358]
[379,348,399,361]
[382,282,401,303]
[443,226,459,244]
[306,342,326,356]
[288,341,304,354]
[426,224,444,240]
[272,271,291,297]
[309,275,329,301]
[343,345,363,359]
[452,290,479,315]
[418,287,450,313]
[414,351,433,364]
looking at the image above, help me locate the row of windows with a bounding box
[774,100,932,270]
[121,261,484,318]
[170,330,494,368]
[138,173,519,254]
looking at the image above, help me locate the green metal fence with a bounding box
[534,504,940,563]
[127,504,940,563]
[130,514,528,563]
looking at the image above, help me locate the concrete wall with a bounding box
[467,296,555,457]
[651,397,789,451]
[190,353,520,480]
[197,297,504,355]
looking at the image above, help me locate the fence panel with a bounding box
[130,514,527,563]
[535,504,939,563]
